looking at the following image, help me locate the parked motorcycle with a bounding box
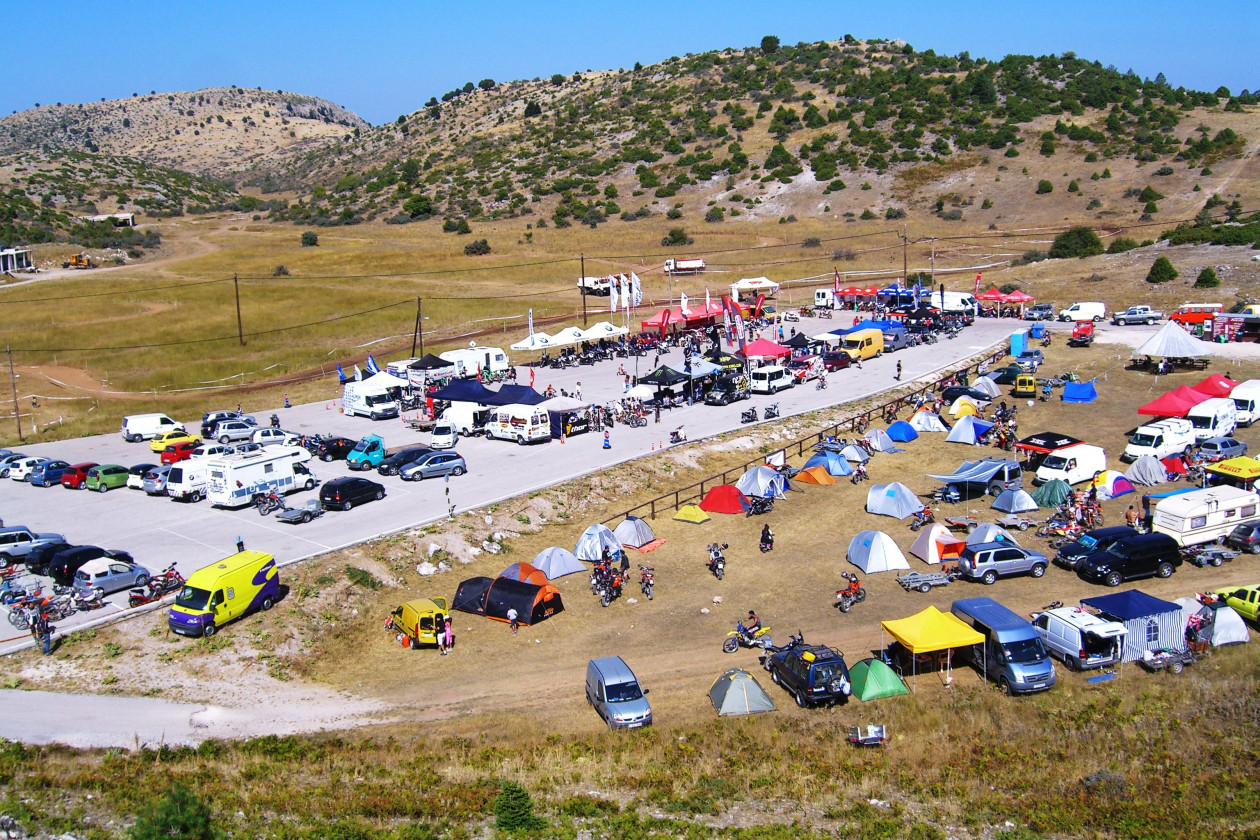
[706,542,728,580]
[638,564,654,600]
[759,630,806,670]
[253,489,283,516]
[850,464,869,485]
[669,426,687,445]
[73,587,107,612]
[763,403,780,420]
[740,407,758,424]
[746,496,774,517]
[722,622,774,653]
[909,507,936,531]
[128,563,185,608]
[834,571,867,613]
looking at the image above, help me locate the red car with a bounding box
[59,462,98,489]
[160,441,200,465]
[821,351,853,372]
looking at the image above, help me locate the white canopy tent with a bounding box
[579,321,629,341]
[1134,320,1213,359]
[510,332,559,351]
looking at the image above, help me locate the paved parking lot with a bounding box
[0,318,1012,651]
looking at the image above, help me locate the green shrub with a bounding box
[661,228,693,246]
[1194,267,1220,288]
[885,207,906,220]
[1049,226,1103,259]
[129,785,215,840]
[464,238,491,256]
[860,208,876,220]
[1146,256,1178,284]
[345,566,382,590]
[981,198,993,209]
[1139,186,1164,202]
[1036,180,1053,194]
[494,782,544,831]
[1106,237,1138,254]
[1067,180,1079,193]
[300,231,318,247]
[802,237,821,248]
[272,265,289,276]
[704,207,724,223]
[1144,200,1159,214]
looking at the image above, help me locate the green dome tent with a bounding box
[849,658,910,702]
[1031,479,1071,508]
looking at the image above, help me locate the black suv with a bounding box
[704,375,750,406]
[319,477,385,511]
[1054,526,1138,571]
[48,546,134,586]
[765,644,852,707]
[1077,533,1181,586]
[313,436,357,462]
[376,447,433,477]
[24,540,75,576]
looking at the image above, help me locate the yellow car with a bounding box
[387,598,450,649]
[149,430,201,453]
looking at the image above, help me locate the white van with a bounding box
[342,380,400,420]
[1121,418,1196,463]
[1152,486,1260,546]
[814,289,836,309]
[439,347,510,378]
[120,413,184,442]
[750,365,792,394]
[1186,397,1237,442]
[485,404,550,445]
[1032,607,1127,671]
[206,446,316,508]
[1230,379,1260,427]
[937,291,979,315]
[440,403,491,437]
[1058,301,1106,322]
[1034,443,1106,486]
[167,461,210,503]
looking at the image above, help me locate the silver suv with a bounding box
[956,541,1048,585]
[213,420,256,443]
[0,526,67,562]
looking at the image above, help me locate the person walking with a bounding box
[575,382,583,401]
[654,403,661,424]
[30,610,51,655]
[624,374,630,393]
[507,607,519,635]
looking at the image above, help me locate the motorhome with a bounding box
[1033,443,1106,486]
[1151,486,1260,546]
[342,378,401,420]
[439,347,510,378]
[1186,397,1237,441]
[1230,379,1260,427]
[205,446,315,508]
[485,404,551,445]
[951,597,1057,695]
[385,358,419,378]
[1121,418,1197,462]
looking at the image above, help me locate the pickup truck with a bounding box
[1112,305,1163,326]
[1214,584,1259,621]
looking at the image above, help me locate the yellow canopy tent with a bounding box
[1207,456,1260,489]
[880,605,985,689]
[795,466,836,486]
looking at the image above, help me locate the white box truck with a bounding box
[1230,379,1260,427]
[664,258,706,275]
[815,289,836,309]
[1121,418,1197,463]
[206,446,316,508]
[439,347,511,378]
[342,379,400,420]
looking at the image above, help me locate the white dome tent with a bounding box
[847,530,911,573]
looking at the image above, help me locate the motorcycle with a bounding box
[638,564,654,600]
[850,464,869,485]
[128,564,185,608]
[759,630,806,670]
[909,508,936,531]
[706,542,728,580]
[763,403,780,420]
[594,571,623,607]
[669,426,687,445]
[834,571,867,613]
[740,407,758,424]
[73,587,107,611]
[253,489,284,516]
[816,376,828,390]
[746,496,774,517]
[722,621,774,654]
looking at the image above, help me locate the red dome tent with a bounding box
[699,484,751,514]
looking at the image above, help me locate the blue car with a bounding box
[28,460,71,487]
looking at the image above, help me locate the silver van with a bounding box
[585,656,652,730]
[951,597,1056,695]
[1031,607,1127,671]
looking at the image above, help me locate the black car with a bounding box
[1054,526,1139,570]
[48,546,135,586]
[313,436,358,463]
[941,386,993,404]
[703,375,750,406]
[1225,523,1260,555]
[986,365,1026,386]
[24,540,76,575]
[319,477,386,511]
[376,447,434,477]
[1077,533,1181,587]
[765,644,852,708]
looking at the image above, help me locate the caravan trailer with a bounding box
[439,347,510,378]
[1152,486,1260,546]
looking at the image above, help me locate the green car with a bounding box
[85,464,130,492]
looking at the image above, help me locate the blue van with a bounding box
[950,597,1056,695]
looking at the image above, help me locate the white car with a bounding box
[190,443,234,460]
[9,456,50,481]
[430,422,458,450]
[252,428,299,447]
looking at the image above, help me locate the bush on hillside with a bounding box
[1048,226,1104,259]
[130,785,215,840]
[1194,267,1220,288]
[1146,256,1178,284]
[300,231,318,247]
[661,228,693,246]
[1106,237,1139,254]
[1036,180,1053,194]
[463,238,490,256]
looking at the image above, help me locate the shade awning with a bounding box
[881,605,984,653]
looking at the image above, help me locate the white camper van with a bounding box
[936,291,979,315]
[438,347,510,378]
[440,403,491,437]
[1152,486,1260,546]
[1187,397,1238,441]
[1121,418,1197,463]
[750,365,792,394]
[814,289,836,309]
[342,379,401,420]
[485,404,550,445]
[1230,379,1260,427]
[206,446,316,508]
[1034,443,1106,486]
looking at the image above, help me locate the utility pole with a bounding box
[233,273,244,346]
[902,224,908,285]
[7,346,21,442]
[580,253,588,326]
[411,297,422,358]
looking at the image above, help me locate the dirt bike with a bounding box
[253,490,283,516]
[706,543,728,580]
[637,565,655,600]
[759,630,806,670]
[850,465,869,485]
[722,622,774,653]
[909,509,936,531]
[592,568,623,607]
[834,571,867,613]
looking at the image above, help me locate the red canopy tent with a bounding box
[1137,385,1211,417]
[976,288,1007,302]
[639,309,674,333]
[741,337,792,360]
[1003,290,1036,303]
[1191,373,1240,398]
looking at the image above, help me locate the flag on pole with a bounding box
[722,303,732,345]
[705,287,711,315]
[625,277,630,316]
[680,292,690,315]
[974,272,982,295]
[366,354,380,375]
[352,364,362,381]
[337,363,349,383]
[528,308,534,338]
[630,272,643,306]
[609,274,618,312]
[529,367,535,387]
[476,363,482,382]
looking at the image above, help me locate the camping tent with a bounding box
[948,395,986,416]
[709,668,776,715]
[839,444,870,464]
[992,488,1039,513]
[863,428,900,452]
[946,415,994,445]
[880,605,985,689]
[1125,455,1168,487]
[866,482,923,519]
[1031,479,1072,508]
[574,524,622,561]
[673,503,712,524]
[849,658,910,701]
[735,466,790,499]
[1062,381,1099,403]
[613,516,656,548]
[1091,470,1136,500]
[804,449,853,476]
[1191,373,1240,398]
[499,562,550,586]
[909,523,966,565]
[451,576,564,625]
[531,547,585,580]
[971,377,1001,398]
[1176,598,1250,647]
[908,410,950,432]
[885,421,919,442]
[1081,590,1186,662]
[1134,320,1212,359]
[700,484,751,514]
[847,530,911,573]
[966,523,1020,546]
[795,466,836,486]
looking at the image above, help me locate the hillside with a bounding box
[0,86,367,179]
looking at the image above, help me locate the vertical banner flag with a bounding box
[352,364,362,381]
[625,275,630,317]
[733,303,747,351]
[366,354,380,375]
[528,307,534,338]
[705,287,711,316]
[722,303,732,345]
[609,274,619,312]
[630,272,643,307]
[834,268,842,296]
[753,294,766,318]
[680,292,690,315]
[659,309,671,339]
[974,272,982,296]
[337,363,349,383]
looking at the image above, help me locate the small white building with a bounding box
[0,248,34,273]
[80,213,136,227]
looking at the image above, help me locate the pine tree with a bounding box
[494,782,544,831]
[1146,256,1178,284]
[130,785,216,840]
[1194,267,1220,288]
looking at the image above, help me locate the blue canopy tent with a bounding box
[878,284,932,307]
[1062,381,1099,403]
[804,450,854,476]
[885,421,919,442]
[1080,590,1186,662]
[830,319,902,337]
[489,384,548,406]
[429,379,497,404]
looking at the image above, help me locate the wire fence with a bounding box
[603,342,1009,523]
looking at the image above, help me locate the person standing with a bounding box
[443,617,453,652]
[895,361,902,381]
[507,607,519,635]
[30,610,51,655]
[654,403,661,424]
[624,374,630,393]
[575,382,583,402]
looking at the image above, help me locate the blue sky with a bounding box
[7,1,1257,125]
